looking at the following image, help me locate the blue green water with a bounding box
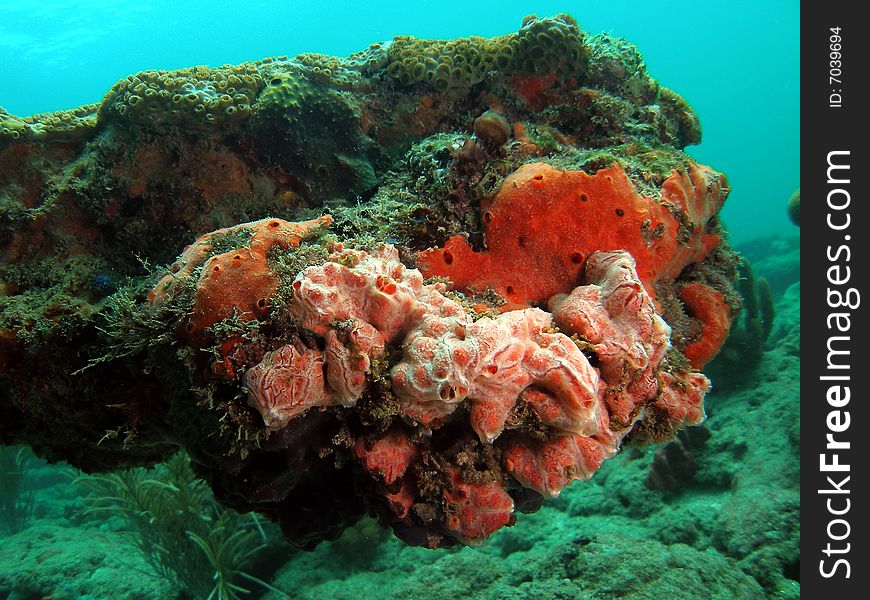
[1,0,798,244]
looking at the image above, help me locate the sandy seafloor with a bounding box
[0,232,800,600]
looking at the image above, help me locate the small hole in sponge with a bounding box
[483,211,493,224]
[439,386,456,401]
[615,208,624,217]
[570,252,584,264]
[256,298,267,310]
[443,251,454,265]
[212,265,221,273]
[532,174,544,181]
[579,193,589,202]
[506,285,515,295]
[269,220,280,228]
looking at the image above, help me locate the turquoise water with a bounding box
[1,0,798,243]
[0,3,800,599]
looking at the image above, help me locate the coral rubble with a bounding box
[0,14,739,549]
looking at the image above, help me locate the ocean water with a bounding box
[0,2,800,599]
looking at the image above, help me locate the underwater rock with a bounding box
[0,14,739,550]
[787,188,800,226]
[644,425,712,493]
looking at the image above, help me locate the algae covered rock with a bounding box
[1,13,741,556]
[248,65,377,204]
[787,187,800,226]
[0,524,176,599]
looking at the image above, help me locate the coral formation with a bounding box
[0,13,739,552]
[99,62,265,131]
[1,104,99,142]
[247,66,377,203]
[385,14,586,90]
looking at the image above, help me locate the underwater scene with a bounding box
[0,1,799,599]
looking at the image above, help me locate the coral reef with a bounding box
[0,14,739,551]
[1,104,99,142]
[247,67,377,203]
[150,239,709,546]
[99,62,265,131]
[257,277,800,600]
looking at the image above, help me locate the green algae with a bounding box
[77,452,285,600]
[0,446,34,535]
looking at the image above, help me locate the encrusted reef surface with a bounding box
[0,15,740,550]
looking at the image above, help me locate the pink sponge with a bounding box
[500,409,621,497]
[284,245,602,444]
[353,427,419,485]
[392,307,601,443]
[441,466,515,546]
[549,250,672,428]
[243,342,331,430]
[239,244,711,544]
